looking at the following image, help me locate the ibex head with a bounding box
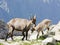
[30,15,36,26]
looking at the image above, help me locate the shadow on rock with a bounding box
[0,20,9,39]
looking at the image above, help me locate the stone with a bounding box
[42,37,56,45]
[0,20,8,39]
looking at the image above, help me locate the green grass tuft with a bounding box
[56,42,60,45]
[23,42,31,45]
[38,35,47,40]
[0,43,4,45]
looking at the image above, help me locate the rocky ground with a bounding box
[0,35,60,45]
[0,20,60,45]
[0,36,42,45]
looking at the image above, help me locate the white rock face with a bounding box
[41,21,60,45]
[42,37,56,45]
[53,35,60,41]
[0,39,9,45]
[51,21,60,33]
[28,21,60,41]
[50,21,60,36]
[29,31,38,40]
[28,30,32,38]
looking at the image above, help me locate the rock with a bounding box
[41,21,60,45]
[29,31,38,40]
[45,21,60,42]
[13,30,22,36]
[48,21,60,38]
[42,37,56,45]
[0,20,8,39]
[50,21,60,34]
[53,35,60,41]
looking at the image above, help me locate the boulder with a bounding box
[0,20,8,39]
[13,30,22,36]
[29,31,38,40]
[42,37,56,45]
[50,21,60,35]
[53,35,60,41]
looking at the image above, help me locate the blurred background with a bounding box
[0,0,60,24]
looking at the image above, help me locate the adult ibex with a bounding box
[5,15,36,41]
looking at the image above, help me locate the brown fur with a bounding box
[5,16,36,41]
[32,19,51,39]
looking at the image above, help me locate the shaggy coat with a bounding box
[5,16,36,41]
[32,19,51,39]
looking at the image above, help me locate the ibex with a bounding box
[5,15,36,41]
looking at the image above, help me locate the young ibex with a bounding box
[31,19,51,39]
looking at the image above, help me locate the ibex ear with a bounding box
[29,14,36,20]
[33,14,36,19]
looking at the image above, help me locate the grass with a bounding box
[56,42,60,45]
[22,40,41,45]
[0,43,4,45]
[46,42,60,45]
[1,36,60,45]
[23,42,31,45]
[47,42,55,45]
[37,35,48,40]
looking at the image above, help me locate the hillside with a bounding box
[0,20,60,45]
